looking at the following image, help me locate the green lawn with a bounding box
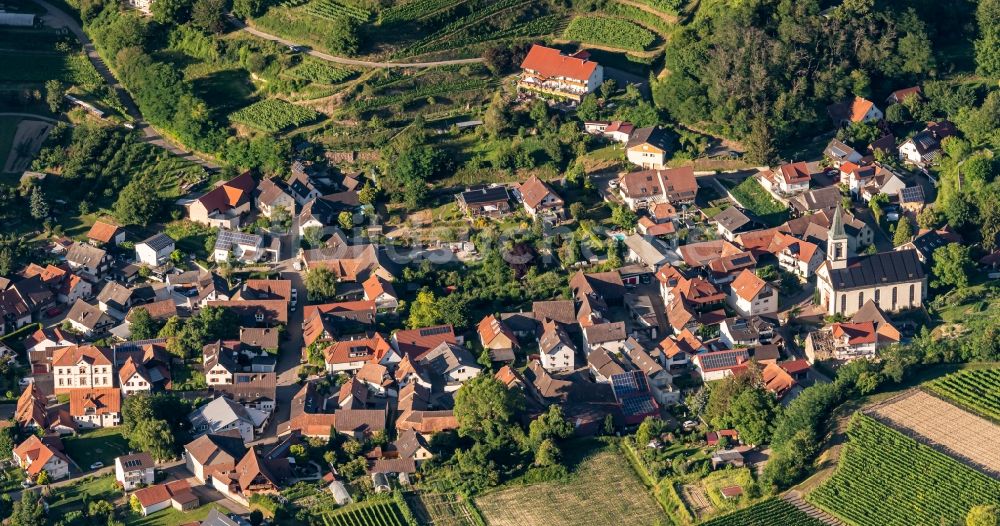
[0,465,25,493]
[726,176,789,226]
[47,474,121,516]
[125,504,230,526]
[62,427,130,469]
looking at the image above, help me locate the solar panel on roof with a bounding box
[610,371,648,399]
[418,326,451,337]
[621,396,656,416]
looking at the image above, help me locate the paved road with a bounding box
[229,17,485,68]
[35,0,220,171]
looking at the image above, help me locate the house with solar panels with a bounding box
[692,348,750,382]
[115,452,155,490]
[213,230,279,264]
[610,370,660,426]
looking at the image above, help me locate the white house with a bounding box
[52,344,115,394]
[728,269,777,317]
[70,388,121,428]
[518,44,603,102]
[538,319,575,372]
[135,233,175,267]
[115,452,155,491]
[188,396,264,443]
[768,232,824,279]
[692,349,751,382]
[626,127,671,170]
[213,229,264,264]
[415,342,482,392]
[13,435,70,481]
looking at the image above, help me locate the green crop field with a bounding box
[926,367,1000,421]
[563,16,658,52]
[700,498,825,526]
[807,414,1000,526]
[322,500,408,526]
[229,99,320,132]
[475,449,664,526]
[0,51,102,86]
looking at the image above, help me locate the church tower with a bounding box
[827,205,849,270]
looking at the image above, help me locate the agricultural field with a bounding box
[302,0,372,23]
[700,498,825,526]
[725,176,789,226]
[562,16,658,52]
[286,61,357,84]
[474,449,664,526]
[865,389,1000,477]
[603,1,674,37]
[807,414,1000,526]
[322,499,409,526]
[925,367,1000,421]
[230,99,321,132]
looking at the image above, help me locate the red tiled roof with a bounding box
[849,97,876,122]
[87,220,121,244]
[52,345,112,367]
[778,162,811,185]
[731,269,766,302]
[832,321,877,345]
[69,388,121,417]
[393,325,457,360]
[520,44,598,82]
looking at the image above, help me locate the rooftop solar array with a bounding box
[698,350,750,370]
[610,371,648,400]
[215,229,262,250]
[621,395,657,417]
[419,326,451,337]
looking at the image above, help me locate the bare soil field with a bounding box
[681,484,714,519]
[474,450,664,526]
[865,389,1000,478]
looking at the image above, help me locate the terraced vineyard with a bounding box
[348,78,492,112]
[322,500,408,526]
[229,99,320,131]
[701,498,825,526]
[302,0,371,22]
[605,1,673,36]
[808,414,1000,526]
[380,0,468,23]
[287,61,356,84]
[405,15,563,56]
[925,368,1000,421]
[563,15,657,52]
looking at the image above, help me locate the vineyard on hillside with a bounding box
[700,498,825,526]
[925,368,1000,421]
[322,500,409,526]
[287,61,357,84]
[229,99,320,132]
[302,0,372,22]
[807,414,1000,526]
[563,16,657,52]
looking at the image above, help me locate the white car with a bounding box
[90,462,104,470]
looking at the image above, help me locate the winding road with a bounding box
[227,16,486,68]
[34,0,221,171]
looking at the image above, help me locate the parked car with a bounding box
[21,480,33,488]
[90,462,103,470]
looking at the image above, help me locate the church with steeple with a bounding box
[815,207,927,317]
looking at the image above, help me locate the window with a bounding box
[892,287,898,309]
[875,289,881,304]
[909,284,915,305]
[840,294,846,313]
[859,292,864,309]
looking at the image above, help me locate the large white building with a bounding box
[518,44,603,102]
[52,345,115,394]
[815,208,926,317]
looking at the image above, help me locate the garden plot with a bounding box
[474,450,664,526]
[865,388,1000,478]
